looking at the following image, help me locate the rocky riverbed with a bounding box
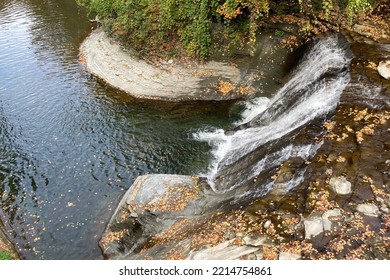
[98,27,390,260]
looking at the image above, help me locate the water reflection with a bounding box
[0,0,233,259]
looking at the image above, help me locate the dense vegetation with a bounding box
[77,0,382,59]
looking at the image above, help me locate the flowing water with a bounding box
[0,0,234,259]
[195,35,352,196]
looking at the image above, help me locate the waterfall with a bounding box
[194,35,352,194]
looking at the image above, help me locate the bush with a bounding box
[78,0,270,59]
[0,250,12,260]
[77,0,378,58]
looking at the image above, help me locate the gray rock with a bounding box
[255,251,264,260]
[124,174,200,216]
[100,174,207,259]
[329,176,352,195]
[322,208,342,231]
[380,206,389,213]
[357,203,380,217]
[304,214,324,239]
[187,240,260,260]
[378,60,390,80]
[241,253,257,260]
[80,29,245,101]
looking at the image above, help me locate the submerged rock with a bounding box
[378,60,390,80]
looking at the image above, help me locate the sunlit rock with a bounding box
[377,60,390,80]
[357,203,380,217]
[99,174,207,259]
[186,240,260,260]
[329,176,352,195]
[304,214,323,239]
[322,208,343,231]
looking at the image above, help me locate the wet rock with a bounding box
[304,214,324,239]
[186,240,260,260]
[378,60,390,80]
[279,252,301,260]
[357,203,380,217]
[329,176,352,195]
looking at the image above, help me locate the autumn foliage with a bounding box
[77,0,379,59]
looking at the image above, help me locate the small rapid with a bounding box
[195,35,352,193]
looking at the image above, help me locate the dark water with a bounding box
[0,0,234,259]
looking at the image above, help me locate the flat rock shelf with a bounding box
[80,29,253,101]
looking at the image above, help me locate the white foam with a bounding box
[195,36,351,192]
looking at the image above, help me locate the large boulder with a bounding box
[99,174,210,259]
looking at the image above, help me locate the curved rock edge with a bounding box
[79,29,252,102]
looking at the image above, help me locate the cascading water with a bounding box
[194,35,352,195]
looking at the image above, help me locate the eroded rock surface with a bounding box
[81,30,245,101]
[99,174,212,259]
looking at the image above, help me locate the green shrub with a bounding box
[0,250,12,260]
